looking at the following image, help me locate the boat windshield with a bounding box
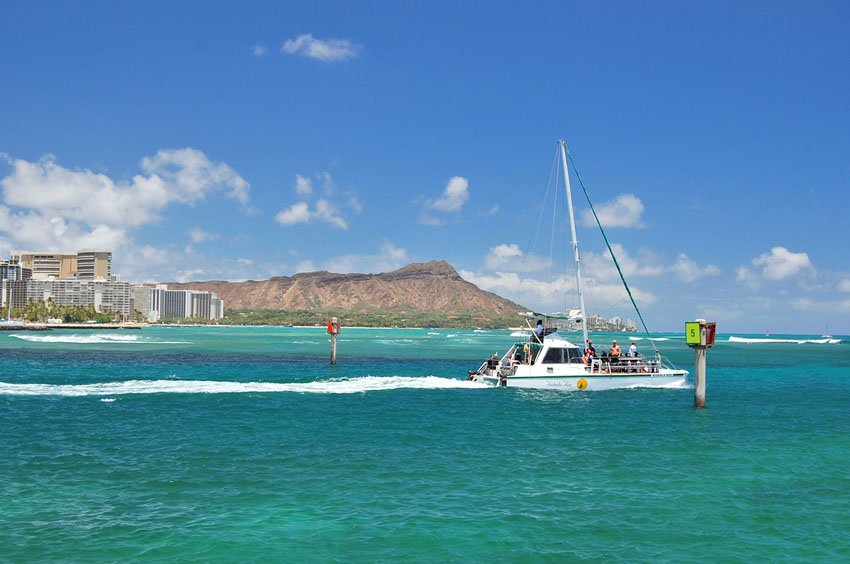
[540,346,584,364]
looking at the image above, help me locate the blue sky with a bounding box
[1,1,848,333]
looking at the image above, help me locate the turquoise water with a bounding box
[1,327,848,561]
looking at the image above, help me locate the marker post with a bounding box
[327,317,341,364]
[686,319,716,408]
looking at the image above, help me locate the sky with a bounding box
[1,1,848,334]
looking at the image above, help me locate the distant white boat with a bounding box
[468,140,687,390]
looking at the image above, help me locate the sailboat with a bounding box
[468,140,688,390]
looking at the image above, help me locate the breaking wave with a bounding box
[0,376,488,397]
[728,336,842,345]
[8,333,191,345]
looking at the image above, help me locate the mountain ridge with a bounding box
[164,260,525,320]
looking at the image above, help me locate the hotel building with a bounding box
[132,285,224,322]
[27,279,131,317]
[1,261,33,311]
[10,250,111,281]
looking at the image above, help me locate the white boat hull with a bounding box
[473,371,688,390]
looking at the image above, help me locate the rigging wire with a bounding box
[566,149,661,357]
[513,150,561,307]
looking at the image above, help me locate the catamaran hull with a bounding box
[473,372,688,391]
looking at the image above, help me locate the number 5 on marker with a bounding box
[685,322,701,345]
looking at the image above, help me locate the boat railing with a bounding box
[589,356,660,374]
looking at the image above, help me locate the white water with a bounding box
[728,336,842,345]
[0,376,489,397]
[8,333,192,345]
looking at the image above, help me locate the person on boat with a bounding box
[583,340,596,366]
[607,340,621,371]
[488,352,500,369]
[534,319,544,343]
[523,343,532,364]
[628,342,638,357]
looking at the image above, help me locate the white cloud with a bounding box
[3,154,165,228]
[188,228,219,243]
[176,268,205,283]
[485,243,522,269]
[751,246,815,280]
[695,303,745,322]
[347,195,363,214]
[0,148,253,257]
[463,239,727,315]
[294,174,312,196]
[483,243,551,273]
[322,241,409,274]
[281,34,360,62]
[736,266,760,289]
[0,206,127,253]
[431,176,469,212]
[582,243,665,283]
[296,260,316,273]
[314,198,348,229]
[468,239,719,317]
[275,202,311,226]
[117,244,290,285]
[791,297,850,314]
[317,171,335,193]
[459,270,523,296]
[839,279,850,293]
[418,176,470,226]
[459,269,656,312]
[487,205,500,216]
[580,194,644,228]
[115,244,176,283]
[141,148,250,207]
[276,172,357,230]
[252,45,268,57]
[275,199,348,229]
[418,214,443,227]
[671,253,721,283]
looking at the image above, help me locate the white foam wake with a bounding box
[728,336,842,345]
[622,378,691,390]
[0,376,489,397]
[8,333,191,345]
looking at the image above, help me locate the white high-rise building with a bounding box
[28,279,131,317]
[132,285,224,322]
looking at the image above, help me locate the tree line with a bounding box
[12,298,145,323]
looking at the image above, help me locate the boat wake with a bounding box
[8,333,192,345]
[0,376,489,397]
[728,336,842,345]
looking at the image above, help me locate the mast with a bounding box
[558,139,589,349]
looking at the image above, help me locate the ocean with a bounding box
[1,326,848,561]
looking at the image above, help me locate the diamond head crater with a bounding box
[166,260,524,328]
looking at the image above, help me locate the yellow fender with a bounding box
[577,378,588,390]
